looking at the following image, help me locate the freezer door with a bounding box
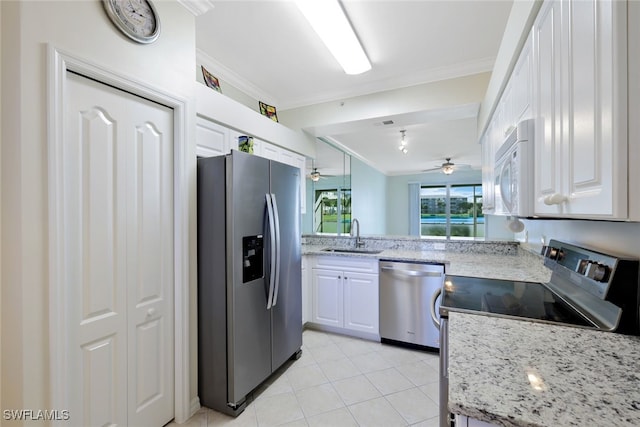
[227,151,272,404]
[269,160,303,370]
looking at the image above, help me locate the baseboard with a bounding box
[189,397,201,419]
[304,323,381,342]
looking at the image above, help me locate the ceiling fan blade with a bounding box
[422,167,442,173]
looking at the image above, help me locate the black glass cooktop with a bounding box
[441,275,595,327]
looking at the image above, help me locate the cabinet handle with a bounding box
[543,193,568,205]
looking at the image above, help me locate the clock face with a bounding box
[104,0,160,44]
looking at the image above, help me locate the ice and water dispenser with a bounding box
[242,235,264,283]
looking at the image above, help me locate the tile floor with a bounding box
[172,329,441,427]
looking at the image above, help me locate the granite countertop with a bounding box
[302,244,552,283]
[448,312,640,427]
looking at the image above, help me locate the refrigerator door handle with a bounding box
[266,193,276,309]
[271,193,281,307]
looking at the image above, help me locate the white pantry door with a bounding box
[64,71,174,427]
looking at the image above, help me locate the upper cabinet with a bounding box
[481,31,533,215]
[195,116,307,213]
[532,0,627,219]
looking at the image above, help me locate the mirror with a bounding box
[303,139,351,235]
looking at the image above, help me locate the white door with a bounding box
[64,71,174,427]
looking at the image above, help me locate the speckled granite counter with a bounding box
[448,312,640,427]
[302,236,551,283]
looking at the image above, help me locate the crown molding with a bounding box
[196,48,279,106]
[176,0,215,16]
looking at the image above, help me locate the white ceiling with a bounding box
[196,0,513,175]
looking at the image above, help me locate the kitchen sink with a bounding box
[321,247,383,255]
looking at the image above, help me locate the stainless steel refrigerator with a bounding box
[197,150,302,416]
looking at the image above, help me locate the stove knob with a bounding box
[576,259,589,275]
[592,264,610,282]
[585,262,610,282]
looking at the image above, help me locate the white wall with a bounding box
[351,157,387,235]
[0,0,3,413]
[1,0,197,420]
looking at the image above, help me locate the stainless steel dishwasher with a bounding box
[379,260,445,349]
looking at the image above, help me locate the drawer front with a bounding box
[312,255,379,273]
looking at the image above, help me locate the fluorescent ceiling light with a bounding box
[296,0,371,75]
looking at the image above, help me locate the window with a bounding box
[313,188,352,234]
[420,184,484,239]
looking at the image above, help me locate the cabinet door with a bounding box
[301,256,310,325]
[480,130,495,213]
[563,0,626,218]
[195,117,229,158]
[228,129,243,152]
[343,272,379,334]
[533,0,564,216]
[312,269,343,327]
[281,151,307,214]
[512,31,533,123]
[261,141,281,161]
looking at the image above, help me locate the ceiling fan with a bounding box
[308,167,327,182]
[423,158,471,175]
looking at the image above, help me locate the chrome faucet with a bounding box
[351,218,364,248]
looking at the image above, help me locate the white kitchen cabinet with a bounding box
[532,0,563,216]
[510,31,533,125]
[481,32,532,216]
[311,256,379,339]
[194,117,307,213]
[480,128,495,214]
[343,272,379,334]
[301,255,311,325]
[195,116,230,157]
[533,0,627,219]
[256,140,307,214]
[312,269,344,328]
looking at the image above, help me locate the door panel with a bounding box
[533,0,563,215]
[65,71,174,427]
[270,161,302,370]
[312,270,343,327]
[228,152,272,403]
[127,101,174,427]
[67,79,128,427]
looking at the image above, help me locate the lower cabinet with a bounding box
[309,255,379,338]
[301,255,310,325]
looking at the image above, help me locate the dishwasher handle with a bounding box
[430,287,442,328]
[380,266,443,278]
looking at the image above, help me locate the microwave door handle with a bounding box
[271,193,281,307]
[430,287,442,328]
[265,194,276,309]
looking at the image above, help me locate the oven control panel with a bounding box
[541,239,640,335]
[542,239,639,299]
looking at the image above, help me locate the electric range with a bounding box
[435,239,640,427]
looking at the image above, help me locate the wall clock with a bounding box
[103,0,161,44]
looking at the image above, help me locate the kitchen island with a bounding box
[448,312,640,427]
